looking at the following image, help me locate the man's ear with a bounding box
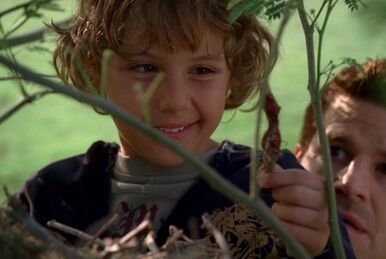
[294,144,303,160]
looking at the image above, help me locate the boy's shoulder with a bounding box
[213,140,303,178]
[18,141,119,233]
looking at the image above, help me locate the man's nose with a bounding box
[156,74,191,113]
[335,159,371,202]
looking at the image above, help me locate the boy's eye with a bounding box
[131,64,158,73]
[191,66,215,75]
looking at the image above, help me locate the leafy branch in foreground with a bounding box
[0,0,66,125]
[0,55,311,259]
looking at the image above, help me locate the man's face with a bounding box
[297,93,386,259]
[105,30,231,166]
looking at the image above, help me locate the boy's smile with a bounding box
[106,31,231,166]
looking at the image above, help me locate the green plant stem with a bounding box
[315,0,337,92]
[297,1,345,258]
[0,19,71,49]
[4,16,29,39]
[0,54,311,259]
[310,0,328,28]
[0,0,36,18]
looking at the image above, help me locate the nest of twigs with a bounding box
[0,195,227,259]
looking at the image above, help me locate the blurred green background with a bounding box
[1,0,385,203]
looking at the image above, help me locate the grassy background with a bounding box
[1,1,385,203]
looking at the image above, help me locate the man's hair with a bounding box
[53,0,273,109]
[298,59,386,151]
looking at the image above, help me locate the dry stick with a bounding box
[296,1,345,258]
[85,213,119,248]
[161,225,194,250]
[0,55,310,259]
[47,220,105,247]
[119,219,151,245]
[144,231,160,254]
[201,213,231,259]
[250,2,293,199]
[161,226,184,250]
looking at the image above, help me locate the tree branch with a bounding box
[0,90,52,125]
[296,1,345,258]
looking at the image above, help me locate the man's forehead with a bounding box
[323,93,386,154]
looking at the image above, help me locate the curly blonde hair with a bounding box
[53,0,273,109]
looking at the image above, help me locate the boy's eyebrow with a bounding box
[128,50,226,61]
[191,53,226,61]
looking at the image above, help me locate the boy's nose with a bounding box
[335,159,372,203]
[156,74,191,113]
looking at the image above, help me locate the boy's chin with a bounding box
[147,155,185,167]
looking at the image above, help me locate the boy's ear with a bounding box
[294,144,303,160]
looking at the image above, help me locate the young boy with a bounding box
[18,0,353,258]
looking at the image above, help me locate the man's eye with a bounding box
[375,163,386,175]
[131,64,157,73]
[191,67,215,75]
[330,146,348,161]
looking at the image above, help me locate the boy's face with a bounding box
[296,93,386,259]
[106,31,231,166]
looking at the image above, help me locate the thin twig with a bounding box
[0,18,71,49]
[161,226,185,250]
[201,213,231,259]
[47,219,105,247]
[310,0,329,28]
[315,0,338,92]
[0,0,35,18]
[144,231,160,254]
[0,76,24,81]
[119,219,151,244]
[85,213,119,248]
[4,16,29,39]
[0,90,52,125]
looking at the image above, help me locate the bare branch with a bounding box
[85,213,119,248]
[47,219,105,247]
[119,219,151,245]
[144,231,160,254]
